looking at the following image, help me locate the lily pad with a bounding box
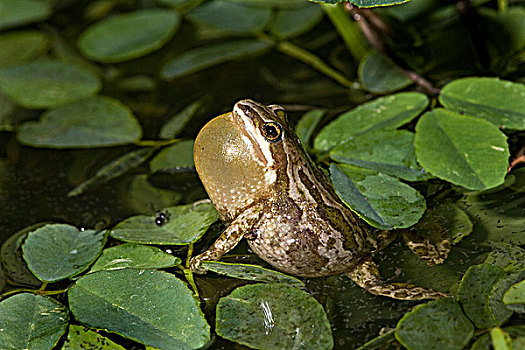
[331,164,426,229]
[111,202,219,245]
[414,108,509,190]
[358,50,412,94]
[216,284,333,350]
[331,129,430,181]
[0,30,51,67]
[68,269,210,349]
[90,243,181,273]
[202,261,305,287]
[18,96,142,148]
[395,298,474,350]
[78,9,180,63]
[503,279,525,313]
[150,140,195,173]
[314,92,428,151]
[0,0,51,30]
[0,59,101,109]
[439,77,525,130]
[187,0,272,34]
[63,325,125,350]
[485,242,525,273]
[457,263,508,328]
[0,293,69,350]
[22,223,107,282]
[161,39,273,80]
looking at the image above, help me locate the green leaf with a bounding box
[439,77,525,130]
[311,0,410,8]
[68,269,210,349]
[216,284,333,350]
[471,326,525,350]
[160,100,203,139]
[18,96,142,148]
[111,202,218,245]
[0,59,101,109]
[490,327,513,350]
[485,242,525,273]
[201,261,305,287]
[355,329,396,350]
[224,0,307,7]
[187,0,272,34]
[150,140,195,173]
[414,108,509,190]
[0,0,51,30]
[358,51,412,94]
[78,9,180,63]
[457,264,507,328]
[161,39,273,80]
[90,243,181,273]
[122,174,183,213]
[489,271,525,323]
[503,279,525,313]
[332,164,426,229]
[22,223,107,282]
[295,109,324,147]
[269,4,324,39]
[0,293,69,350]
[0,31,51,68]
[68,147,155,197]
[314,92,428,152]
[63,325,125,350]
[331,130,430,181]
[156,0,195,9]
[395,298,473,350]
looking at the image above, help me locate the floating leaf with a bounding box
[111,202,218,245]
[490,327,513,350]
[160,100,203,139]
[331,130,430,181]
[0,293,69,350]
[358,51,412,94]
[314,92,428,151]
[503,279,525,313]
[187,0,272,34]
[68,147,155,197]
[22,223,107,282]
[18,96,142,148]
[68,269,210,349]
[0,59,101,109]
[216,284,333,350]
[63,325,125,350]
[457,264,507,328]
[0,30,51,67]
[485,242,525,273]
[161,39,273,80]
[0,0,51,30]
[78,9,180,63]
[331,164,426,229]
[150,140,195,173]
[439,77,525,130]
[90,243,181,273]
[415,109,509,190]
[122,174,183,213]
[202,261,305,287]
[395,298,473,350]
[471,326,525,350]
[269,4,324,39]
[489,271,524,323]
[295,109,324,147]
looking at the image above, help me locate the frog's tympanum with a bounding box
[191,99,446,300]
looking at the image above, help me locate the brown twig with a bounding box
[508,146,525,172]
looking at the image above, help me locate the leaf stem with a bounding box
[497,0,508,13]
[276,41,354,89]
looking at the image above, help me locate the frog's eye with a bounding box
[262,122,282,142]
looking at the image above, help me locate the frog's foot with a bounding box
[346,261,448,300]
[402,230,451,266]
[189,254,210,274]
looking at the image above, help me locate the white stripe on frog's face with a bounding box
[233,99,276,170]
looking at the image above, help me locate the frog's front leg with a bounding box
[190,207,262,273]
[346,261,447,300]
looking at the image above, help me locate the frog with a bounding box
[190,99,446,300]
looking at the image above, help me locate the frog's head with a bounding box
[194,99,297,221]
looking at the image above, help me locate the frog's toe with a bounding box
[189,256,208,274]
[346,261,448,301]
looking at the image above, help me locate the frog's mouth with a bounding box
[232,100,275,169]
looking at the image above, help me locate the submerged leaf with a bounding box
[216,284,333,349]
[160,100,204,139]
[22,224,107,282]
[63,325,125,350]
[68,269,210,349]
[358,51,412,94]
[150,140,195,172]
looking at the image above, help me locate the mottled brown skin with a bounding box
[191,100,446,300]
